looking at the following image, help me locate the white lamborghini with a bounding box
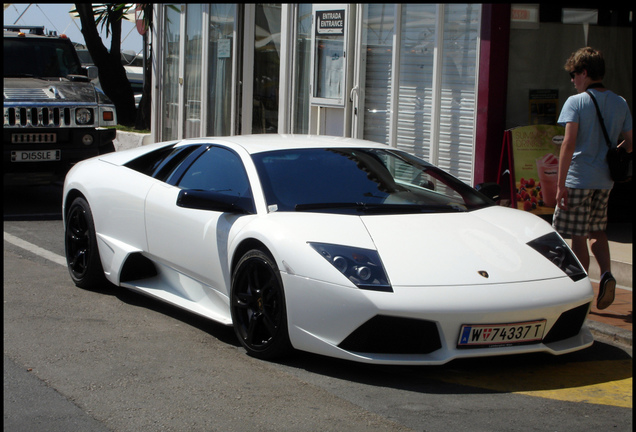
[63,134,594,365]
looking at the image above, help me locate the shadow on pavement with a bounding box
[3,180,64,221]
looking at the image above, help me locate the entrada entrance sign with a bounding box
[316,10,345,35]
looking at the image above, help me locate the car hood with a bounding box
[3,77,97,103]
[360,206,567,286]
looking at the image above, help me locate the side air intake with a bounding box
[120,253,158,283]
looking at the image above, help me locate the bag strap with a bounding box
[586,90,612,148]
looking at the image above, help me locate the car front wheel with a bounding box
[65,196,108,289]
[230,249,291,360]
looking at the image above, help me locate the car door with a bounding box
[144,145,255,303]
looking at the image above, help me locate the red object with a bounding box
[136,5,146,36]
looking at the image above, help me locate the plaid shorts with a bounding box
[552,188,611,237]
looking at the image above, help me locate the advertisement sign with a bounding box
[529,89,558,125]
[510,125,564,215]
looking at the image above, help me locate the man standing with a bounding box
[553,47,632,310]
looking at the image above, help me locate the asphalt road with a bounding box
[3,183,633,431]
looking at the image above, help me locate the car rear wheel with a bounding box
[231,249,291,360]
[65,197,108,288]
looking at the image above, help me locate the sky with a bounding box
[3,3,144,54]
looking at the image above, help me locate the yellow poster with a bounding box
[510,125,564,215]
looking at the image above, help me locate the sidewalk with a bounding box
[565,223,632,347]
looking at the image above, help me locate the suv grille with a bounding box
[4,106,92,128]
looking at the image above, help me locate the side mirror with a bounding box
[177,189,255,214]
[84,66,98,80]
[475,182,500,202]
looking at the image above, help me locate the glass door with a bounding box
[183,4,203,138]
[160,4,182,141]
[206,4,237,136]
[242,4,282,134]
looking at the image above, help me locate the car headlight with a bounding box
[309,242,392,292]
[75,108,93,125]
[527,232,586,281]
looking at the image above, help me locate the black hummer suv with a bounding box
[3,26,117,182]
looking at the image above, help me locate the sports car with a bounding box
[63,134,594,365]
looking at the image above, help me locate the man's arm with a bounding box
[617,129,632,153]
[555,122,578,210]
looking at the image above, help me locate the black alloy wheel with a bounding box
[231,249,291,360]
[65,197,108,288]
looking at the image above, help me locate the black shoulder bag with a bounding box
[586,90,632,183]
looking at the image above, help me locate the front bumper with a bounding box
[3,127,116,174]
[283,273,594,365]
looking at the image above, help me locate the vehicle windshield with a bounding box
[4,38,83,78]
[252,148,493,214]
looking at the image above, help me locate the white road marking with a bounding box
[4,232,67,267]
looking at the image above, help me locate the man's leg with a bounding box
[570,235,589,271]
[590,229,615,309]
[589,230,611,275]
[588,190,615,309]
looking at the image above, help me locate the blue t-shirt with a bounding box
[557,89,632,189]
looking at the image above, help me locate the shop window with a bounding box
[161,4,181,141]
[397,3,437,160]
[184,4,203,138]
[361,4,396,146]
[252,4,281,134]
[362,4,480,184]
[506,7,632,129]
[206,4,236,136]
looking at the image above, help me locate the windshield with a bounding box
[252,148,493,214]
[4,38,83,78]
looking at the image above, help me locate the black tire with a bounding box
[230,249,292,360]
[65,197,108,289]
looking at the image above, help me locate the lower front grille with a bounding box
[338,315,442,355]
[11,132,57,143]
[543,303,591,343]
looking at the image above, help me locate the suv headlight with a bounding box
[527,232,587,281]
[309,242,392,292]
[75,108,93,125]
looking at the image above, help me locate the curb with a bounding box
[587,320,632,348]
[113,130,152,151]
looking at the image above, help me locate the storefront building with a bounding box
[150,4,632,190]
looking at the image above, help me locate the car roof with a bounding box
[3,31,71,42]
[176,134,391,155]
[96,135,392,167]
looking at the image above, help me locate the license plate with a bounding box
[458,320,546,348]
[11,133,57,144]
[11,150,61,162]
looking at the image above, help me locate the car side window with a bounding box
[125,144,200,179]
[177,146,251,198]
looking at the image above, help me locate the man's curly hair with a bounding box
[564,47,605,80]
